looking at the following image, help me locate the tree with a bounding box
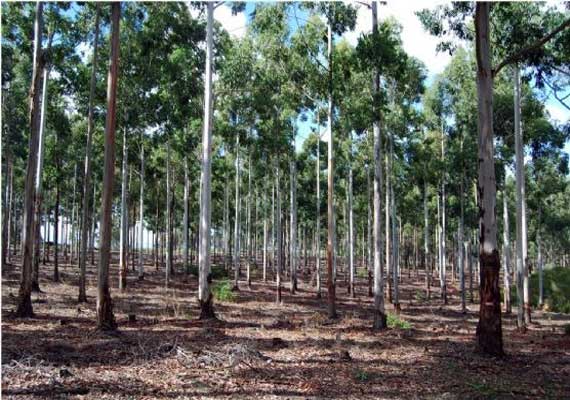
[15,2,43,318]
[96,2,120,331]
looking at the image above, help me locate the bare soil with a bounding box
[2,254,570,399]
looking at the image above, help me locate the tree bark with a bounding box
[165,140,172,286]
[119,127,129,290]
[474,3,503,356]
[138,135,145,279]
[276,164,282,303]
[198,1,215,319]
[290,157,297,293]
[78,4,100,302]
[96,1,120,331]
[233,133,241,290]
[371,1,386,330]
[326,17,336,319]
[16,2,43,317]
[502,185,512,314]
[316,130,322,298]
[3,155,13,265]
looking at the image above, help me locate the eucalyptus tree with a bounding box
[97,1,120,331]
[418,1,570,355]
[15,2,44,317]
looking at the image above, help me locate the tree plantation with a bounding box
[2,1,570,398]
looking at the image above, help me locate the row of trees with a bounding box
[2,2,569,357]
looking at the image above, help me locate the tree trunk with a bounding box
[537,210,543,307]
[16,2,43,317]
[290,157,297,293]
[119,127,129,290]
[371,1,386,329]
[183,156,190,274]
[233,133,241,290]
[502,185,512,314]
[348,162,355,297]
[53,133,61,282]
[276,165,282,303]
[198,1,215,319]
[440,127,447,304]
[474,3,503,356]
[96,1,120,331]
[424,181,431,299]
[78,4,100,302]
[326,18,336,319]
[3,155,13,265]
[32,55,53,293]
[165,140,172,287]
[138,136,145,279]
[316,131,322,298]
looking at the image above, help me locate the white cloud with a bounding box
[188,3,247,39]
[343,1,452,77]
[546,102,569,124]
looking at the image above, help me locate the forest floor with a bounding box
[2,254,570,399]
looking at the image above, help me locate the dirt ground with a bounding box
[2,253,570,399]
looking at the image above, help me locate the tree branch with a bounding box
[492,17,570,78]
[543,78,570,111]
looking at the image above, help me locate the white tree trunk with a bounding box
[233,134,241,289]
[326,19,336,318]
[79,5,100,302]
[290,157,297,293]
[276,165,282,303]
[184,155,190,273]
[316,132,321,297]
[502,183,512,314]
[348,164,354,297]
[138,138,145,279]
[371,1,386,329]
[119,127,129,290]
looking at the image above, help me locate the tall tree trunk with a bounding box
[138,136,145,279]
[53,131,61,282]
[184,156,190,274]
[276,164,282,303]
[165,140,172,286]
[233,133,241,290]
[348,164,355,297]
[326,17,336,319]
[90,183,97,265]
[96,1,120,331]
[16,2,43,317]
[371,1,386,329]
[474,3,503,356]
[502,185,512,314]
[537,212,543,307]
[316,131,322,298]
[198,1,215,319]
[247,154,252,288]
[3,155,13,265]
[32,48,54,293]
[390,132,400,311]
[290,157,297,293]
[440,126,447,304]
[119,127,129,290]
[459,136,465,313]
[367,166,372,297]
[514,66,531,325]
[424,181,431,299]
[70,164,78,264]
[78,4,100,302]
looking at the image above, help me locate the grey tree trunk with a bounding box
[513,66,531,325]
[196,1,215,318]
[326,19,336,319]
[371,1,386,330]
[16,2,43,317]
[78,5,100,302]
[348,164,355,297]
[165,140,172,287]
[537,218,543,307]
[424,181,431,299]
[440,128,447,304]
[138,137,145,279]
[474,3,503,356]
[276,165,282,303]
[32,56,53,293]
[3,156,13,265]
[96,2,120,331]
[316,131,321,298]
[290,157,297,293]
[183,156,190,274]
[119,127,129,290]
[390,134,399,312]
[502,185,512,314]
[233,134,241,290]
